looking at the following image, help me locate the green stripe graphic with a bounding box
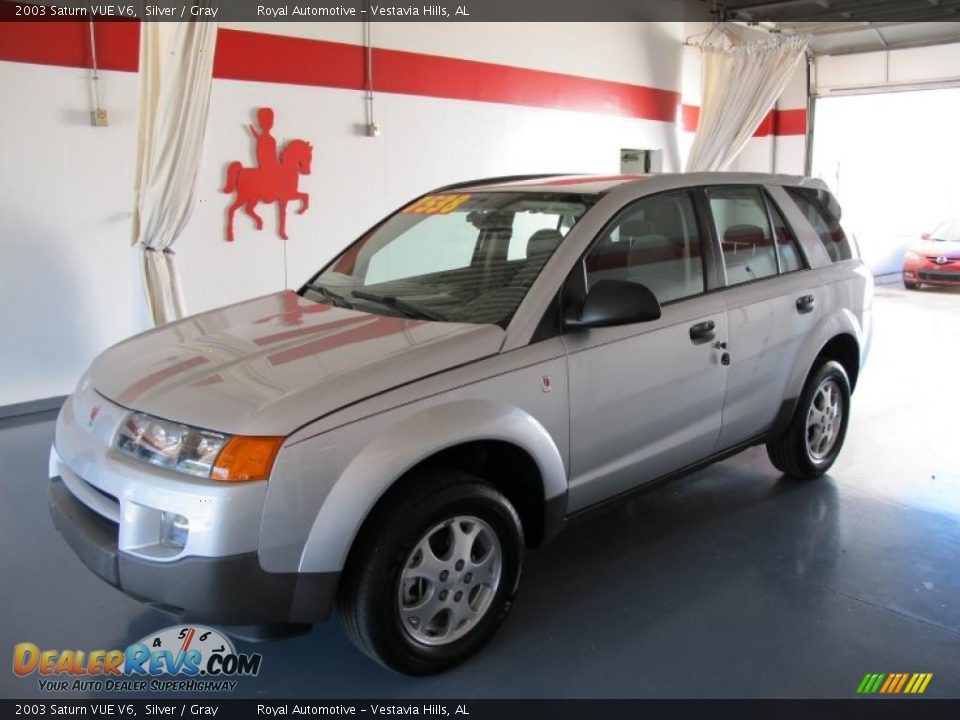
[856,674,874,694]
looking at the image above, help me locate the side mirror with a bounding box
[563,279,662,330]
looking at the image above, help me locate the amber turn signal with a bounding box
[211,436,284,482]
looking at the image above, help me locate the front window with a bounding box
[930,219,960,242]
[304,192,591,326]
[584,190,706,305]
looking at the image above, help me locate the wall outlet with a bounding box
[91,108,109,127]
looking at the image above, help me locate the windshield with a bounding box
[930,219,960,242]
[303,192,591,326]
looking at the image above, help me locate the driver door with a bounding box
[563,190,728,512]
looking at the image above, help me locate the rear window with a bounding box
[786,187,854,263]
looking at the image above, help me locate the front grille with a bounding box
[919,271,960,282]
[59,464,120,525]
[85,481,120,512]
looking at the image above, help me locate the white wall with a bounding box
[0,62,141,406]
[0,22,686,406]
[815,42,960,95]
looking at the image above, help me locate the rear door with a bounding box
[564,190,729,511]
[703,185,822,450]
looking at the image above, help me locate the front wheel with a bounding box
[338,470,524,675]
[767,360,851,479]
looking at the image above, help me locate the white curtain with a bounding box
[132,18,218,326]
[685,36,807,173]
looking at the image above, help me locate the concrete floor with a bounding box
[2,283,958,699]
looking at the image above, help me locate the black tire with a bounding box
[338,469,524,675]
[903,279,920,290]
[766,360,851,479]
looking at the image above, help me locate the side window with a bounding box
[706,186,779,286]
[584,191,705,305]
[768,197,805,273]
[786,187,854,263]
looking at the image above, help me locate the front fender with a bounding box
[297,398,567,574]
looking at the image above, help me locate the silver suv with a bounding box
[49,173,872,674]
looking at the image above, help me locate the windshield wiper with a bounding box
[350,290,447,322]
[305,283,354,309]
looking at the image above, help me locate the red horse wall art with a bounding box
[223,108,313,241]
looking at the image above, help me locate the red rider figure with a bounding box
[249,107,281,193]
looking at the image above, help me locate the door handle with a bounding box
[689,320,716,344]
[796,294,815,314]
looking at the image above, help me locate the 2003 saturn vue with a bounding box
[49,173,872,674]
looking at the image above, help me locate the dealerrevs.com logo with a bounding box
[13,625,262,693]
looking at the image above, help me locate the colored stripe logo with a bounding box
[857,673,933,694]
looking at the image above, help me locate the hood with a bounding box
[90,291,505,436]
[914,239,960,259]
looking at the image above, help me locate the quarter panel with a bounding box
[782,279,869,403]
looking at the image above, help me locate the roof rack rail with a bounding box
[432,174,571,192]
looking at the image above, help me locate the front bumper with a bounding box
[49,476,338,624]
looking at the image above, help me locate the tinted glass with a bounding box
[584,191,705,304]
[769,199,804,273]
[930,219,960,242]
[307,192,590,327]
[707,187,778,286]
[786,187,854,262]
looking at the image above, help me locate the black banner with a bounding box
[4,700,960,719]
[3,0,709,23]
[3,0,958,23]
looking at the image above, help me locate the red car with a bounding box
[903,218,960,289]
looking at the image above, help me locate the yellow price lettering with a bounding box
[403,194,471,215]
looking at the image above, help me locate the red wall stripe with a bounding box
[681,104,700,133]
[0,21,805,134]
[216,29,680,122]
[754,111,776,137]
[681,103,806,137]
[371,43,679,121]
[213,28,366,90]
[0,20,138,72]
[773,108,807,136]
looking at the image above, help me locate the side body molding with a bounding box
[297,399,568,574]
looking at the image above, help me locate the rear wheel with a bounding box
[767,360,851,479]
[338,469,523,675]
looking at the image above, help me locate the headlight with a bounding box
[904,250,920,261]
[115,412,282,482]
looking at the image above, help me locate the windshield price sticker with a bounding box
[402,194,471,215]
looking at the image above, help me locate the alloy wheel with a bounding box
[397,516,502,646]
